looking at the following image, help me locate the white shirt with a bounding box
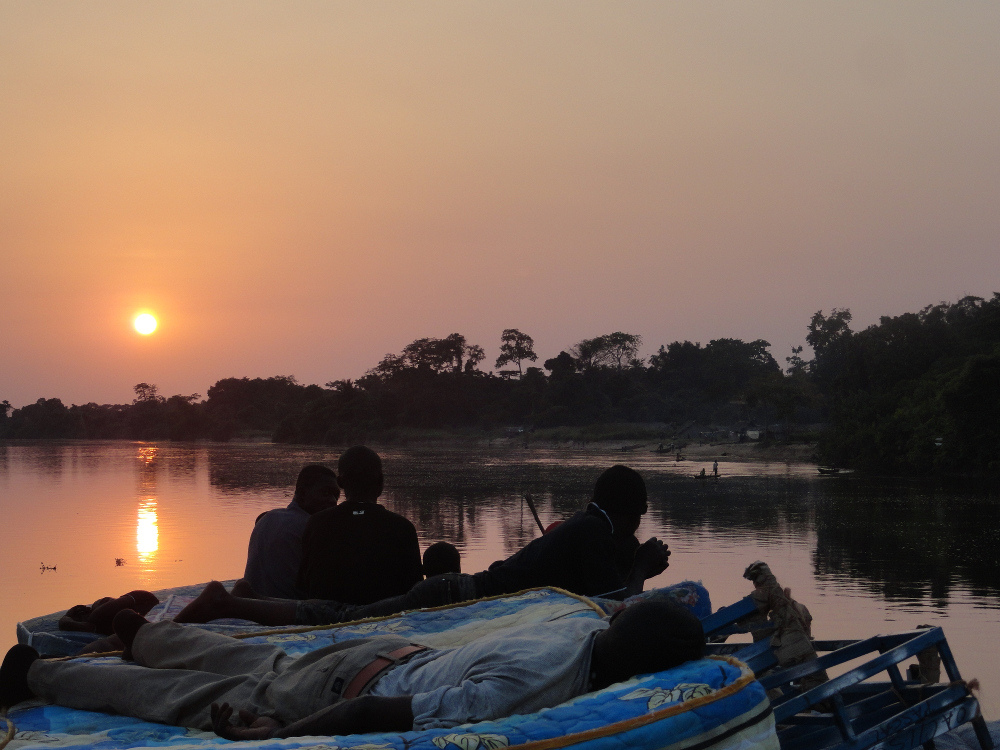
[371,617,606,730]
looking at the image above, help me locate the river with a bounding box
[1,440,997,716]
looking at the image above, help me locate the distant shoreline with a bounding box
[357,431,820,465]
[0,430,820,466]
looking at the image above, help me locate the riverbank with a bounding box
[358,426,819,464]
[676,440,817,464]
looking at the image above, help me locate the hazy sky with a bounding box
[3,2,999,407]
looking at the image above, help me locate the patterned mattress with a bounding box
[5,584,778,750]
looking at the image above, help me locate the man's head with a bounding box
[337,446,384,502]
[423,541,462,578]
[592,465,648,534]
[293,464,340,514]
[591,601,705,689]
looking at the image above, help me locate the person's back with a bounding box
[243,465,339,598]
[473,506,632,598]
[298,501,423,603]
[473,465,652,599]
[297,446,422,604]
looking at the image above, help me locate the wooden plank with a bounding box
[701,596,758,637]
[856,694,985,750]
[770,628,946,718]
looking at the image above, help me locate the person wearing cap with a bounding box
[1,600,705,738]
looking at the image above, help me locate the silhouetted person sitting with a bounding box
[2,601,705,736]
[296,446,423,604]
[243,464,339,598]
[422,542,461,578]
[171,465,670,628]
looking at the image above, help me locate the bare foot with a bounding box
[89,591,160,635]
[112,609,149,660]
[79,634,124,655]
[175,581,233,623]
[126,590,160,615]
[231,579,260,599]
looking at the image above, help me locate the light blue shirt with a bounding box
[371,617,606,730]
[243,500,310,598]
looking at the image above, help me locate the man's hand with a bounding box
[633,538,671,579]
[210,702,281,740]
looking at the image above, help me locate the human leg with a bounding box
[230,578,261,598]
[60,591,151,633]
[0,644,39,708]
[26,657,266,731]
[177,574,479,628]
[132,620,290,677]
[77,635,123,655]
[293,573,477,625]
[27,619,295,730]
[174,581,298,625]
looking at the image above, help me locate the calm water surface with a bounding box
[1,441,998,715]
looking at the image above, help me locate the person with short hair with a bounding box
[243,464,339,598]
[296,446,423,604]
[471,464,662,600]
[422,542,462,578]
[1,601,705,737]
[172,465,670,628]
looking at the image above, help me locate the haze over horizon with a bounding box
[3,3,999,408]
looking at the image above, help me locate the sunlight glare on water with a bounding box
[136,500,159,564]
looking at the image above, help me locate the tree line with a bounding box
[801,294,1000,476]
[3,293,997,476]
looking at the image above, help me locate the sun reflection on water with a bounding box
[136,499,159,563]
[136,446,158,465]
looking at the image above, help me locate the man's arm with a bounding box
[622,537,671,598]
[398,518,425,589]
[211,696,414,740]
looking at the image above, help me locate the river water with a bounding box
[1,440,998,716]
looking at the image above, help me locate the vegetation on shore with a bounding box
[3,293,998,476]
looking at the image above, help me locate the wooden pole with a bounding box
[524,493,546,535]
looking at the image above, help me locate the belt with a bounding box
[342,644,429,700]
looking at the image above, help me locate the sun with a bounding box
[134,313,158,335]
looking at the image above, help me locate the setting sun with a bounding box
[134,313,157,335]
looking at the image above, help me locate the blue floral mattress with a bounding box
[5,584,778,750]
[16,582,711,657]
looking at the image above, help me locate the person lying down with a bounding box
[1,600,706,738]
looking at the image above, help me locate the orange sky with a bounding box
[3,2,999,407]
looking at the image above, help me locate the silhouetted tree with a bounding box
[544,351,577,379]
[4,398,82,438]
[495,329,537,377]
[133,383,164,403]
[464,344,486,373]
[570,332,642,371]
[598,332,643,370]
[812,294,1000,474]
[806,309,854,388]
